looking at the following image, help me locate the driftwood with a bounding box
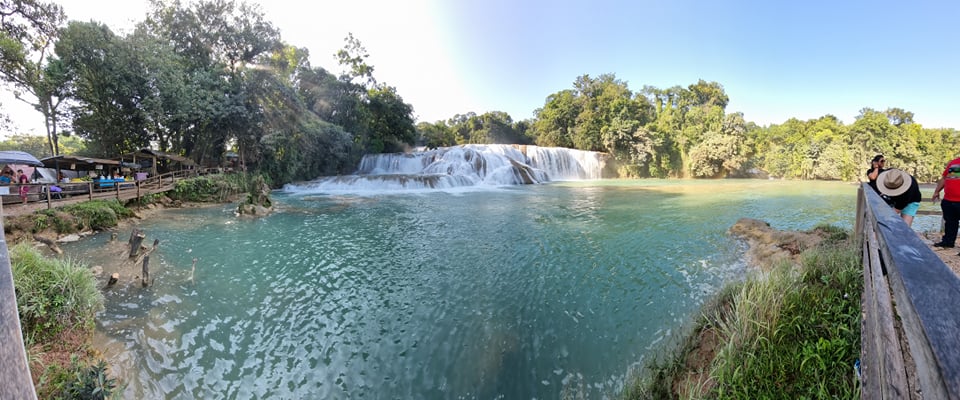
[32,235,62,255]
[141,256,150,287]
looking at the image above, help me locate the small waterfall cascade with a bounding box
[283,144,606,193]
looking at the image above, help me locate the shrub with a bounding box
[170,174,245,202]
[61,200,133,231]
[10,244,104,344]
[623,228,861,399]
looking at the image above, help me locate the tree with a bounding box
[531,90,577,148]
[364,85,415,152]
[56,21,153,156]
[335,32,375,88]
[0,0,67,155]
[884,107,914,127]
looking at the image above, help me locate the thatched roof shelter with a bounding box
[116,149,197,176]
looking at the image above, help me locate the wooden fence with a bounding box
[1,169,200,217]
[857,183,960,399]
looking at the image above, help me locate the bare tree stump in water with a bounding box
[128,228,140,245]
[108,272,119,286]
[110,232,117,241]
[129,231,145,258]
[141,256,150,287]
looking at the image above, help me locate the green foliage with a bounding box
[61,200,133,231]
[624,230,861,399]
[169,173,245,202]
[10,243,104,345]
[40,356,121,400]
[63,359,119,400]
[710,240,861,399]
[37,208,79,233]
[127,192,164,207]
[438,111,533,146]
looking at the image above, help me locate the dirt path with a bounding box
[920,231,960,277]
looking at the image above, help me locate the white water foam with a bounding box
[283,144,606,195]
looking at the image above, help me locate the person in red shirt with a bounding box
[15,169,29,204]
[931,157,960,248]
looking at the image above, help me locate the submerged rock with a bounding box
[728,217,825,269]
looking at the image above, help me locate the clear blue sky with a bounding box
[4,0,960,136]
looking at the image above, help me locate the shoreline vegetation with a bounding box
[624,218,861,399]
[5,173,266,399]
[9,179,865,399]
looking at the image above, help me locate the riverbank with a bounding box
[624,219,860,398]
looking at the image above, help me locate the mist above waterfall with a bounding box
[283,144,606,194]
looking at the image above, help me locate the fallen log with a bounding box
[33,234,63,255]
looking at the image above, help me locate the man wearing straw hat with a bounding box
[877,168,922,227]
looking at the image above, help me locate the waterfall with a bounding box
[283,144,606,194]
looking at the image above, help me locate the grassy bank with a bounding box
[10,243,118,399]
[624,226,861,399]
[4,173,262,399]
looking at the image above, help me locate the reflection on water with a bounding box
[65,180,869,399]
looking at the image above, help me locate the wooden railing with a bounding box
[856,183,960,399]
[0,229,37,399]
[0,169,201,216]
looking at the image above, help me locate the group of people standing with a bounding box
[866,154,960,253]
[0,167,31,204]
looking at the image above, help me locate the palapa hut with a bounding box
[116,149,197,177]
[40,154,132,180]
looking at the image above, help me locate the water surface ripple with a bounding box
[71,180,869,399]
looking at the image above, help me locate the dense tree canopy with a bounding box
[1,0,957,185]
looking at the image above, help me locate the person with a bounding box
[0,171,11,185]
[48,184,63,199]
[876,168,922,227]
[866,154,891,204]
[16,169,29,204]
[931,156,960,249]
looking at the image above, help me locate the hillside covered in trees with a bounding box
[2,0,957,185]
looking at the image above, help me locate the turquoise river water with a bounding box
[64,179,917,399]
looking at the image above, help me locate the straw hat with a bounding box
[877,168,912,197]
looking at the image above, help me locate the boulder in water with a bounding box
[728,218,825,269]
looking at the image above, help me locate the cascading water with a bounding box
[283,144,606,193]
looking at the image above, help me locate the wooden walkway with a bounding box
[0,170,196,217]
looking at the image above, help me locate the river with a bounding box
[59,177,920,399]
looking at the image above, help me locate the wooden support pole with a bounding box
[141,255,149,287]
[129,231,145,258]
[128,228,140,244]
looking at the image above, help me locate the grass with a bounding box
[624,226,861,399]
[10,243,104,345]
[9,243,120,398]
